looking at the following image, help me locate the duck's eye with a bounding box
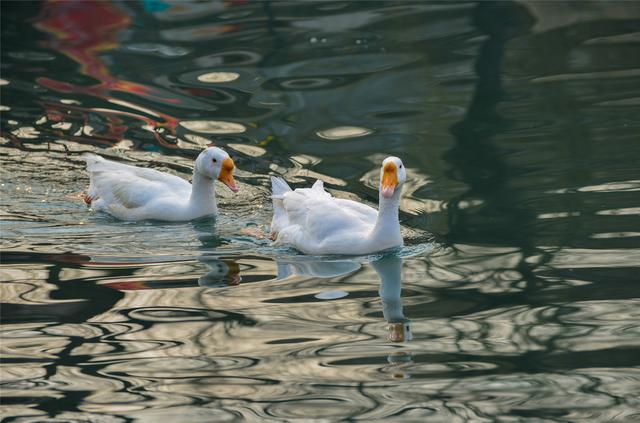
[399,164,403,169]
[212,158,217,163]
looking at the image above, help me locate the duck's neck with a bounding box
[189,171,217,213]
[371,186,402,240]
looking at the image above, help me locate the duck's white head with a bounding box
[379,156,406,198]
[195,147,239,192]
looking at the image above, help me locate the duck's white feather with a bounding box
[84,154,193,220]
[82,149,234,221]
[332,198,378,222]
[84,153,190,193]
[270,173,403,256]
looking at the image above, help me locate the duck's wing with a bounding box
[285,180,377,226]
[84,154,190,210]
[84,154,191,193]
[271,178,330,234]
[306,180,377,221]
[90,170,174,210]
[280,185,373,243]
[279,180,331,227]
[332,198,378,222]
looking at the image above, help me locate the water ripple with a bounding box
[2,0,640,421]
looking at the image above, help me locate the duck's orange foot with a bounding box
[81,192,94,206]
[241,227,266,239]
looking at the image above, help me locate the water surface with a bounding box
[2,1,640,421]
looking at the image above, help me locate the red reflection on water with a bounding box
[33,0,180,145]
[40,100,155,147]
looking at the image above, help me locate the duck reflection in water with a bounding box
[276,254,411,343]
[372,257,411,343]
[101,257,240,291]
[197,257,241,288]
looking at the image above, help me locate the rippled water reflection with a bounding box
[2,1,640,421]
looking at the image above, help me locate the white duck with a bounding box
[270,156,405,255]
[83,146,238,221]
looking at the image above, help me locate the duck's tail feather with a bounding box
[82,153,105,170]
[82,154,105,206]
[270,176,291,236]
[271,176,292,200]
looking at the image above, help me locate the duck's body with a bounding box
[270,157,405,255]
[83,147,238,221]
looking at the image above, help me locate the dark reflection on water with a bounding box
[2,0,640,421]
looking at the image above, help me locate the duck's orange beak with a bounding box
[218,157,239,193]
[381,162,398,198]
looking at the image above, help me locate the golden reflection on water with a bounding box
[197,71,240,83]
[2,240,640,420]
[316,125,373,140]
[179,120,247,134]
